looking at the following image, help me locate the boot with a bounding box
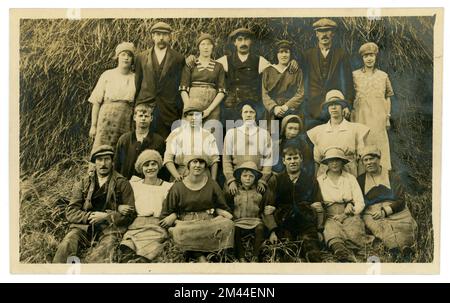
[331,242,357,263]
[305,250,323,263]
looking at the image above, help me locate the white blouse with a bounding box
[88,68,136,104]
[130,178,173,217]
[163,124,220,167]
[317,171,365,215]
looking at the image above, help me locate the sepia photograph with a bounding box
[10,8,442,274]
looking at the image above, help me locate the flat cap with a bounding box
[228,27,254,40]
[150,21,173,34]
[312,18,337,31]
[90,145,114,163]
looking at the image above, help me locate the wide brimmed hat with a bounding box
[228,28,254,40]
[134,149,163,174]
[113,42,135,59]
[90,145,114,163]
[183,154,210,167]
[233,161,263,182]
[359,42,379,56]
[320,147,349,165]
[312,18,337,31]
[360,145,382,160]
[281,114,303,136]
[150,21,173,34]
[321,89,349,111]
[196,33,215,47]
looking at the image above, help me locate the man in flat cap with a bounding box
[134,21,186,140]
[53,145,136,263]
[216,27,299,128]
[301,18,354,130]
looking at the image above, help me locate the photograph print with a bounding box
[11,8,442,274]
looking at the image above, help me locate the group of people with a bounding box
[53,18,418,264]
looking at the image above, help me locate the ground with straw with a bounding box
[19,17,434,264]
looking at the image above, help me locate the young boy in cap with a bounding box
[115,102,166,180]
[52,145,136,263]
[226,161,273,262]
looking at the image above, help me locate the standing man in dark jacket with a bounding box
[302,18,354,130]
[263,146,323,262]
[134,21,185,139]
[53,145,136,263]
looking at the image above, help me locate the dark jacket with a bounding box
[114,130,165,179]
[263,170,321,234]
[134,47,185,137]
[357,171,406,214]
[301,46,354,119]
[66,170,136,233]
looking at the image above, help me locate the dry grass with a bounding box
[19,17,434,264]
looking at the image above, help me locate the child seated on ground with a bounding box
[226,161,272,262]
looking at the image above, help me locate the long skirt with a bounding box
[363,203,418,250]
[92,101,132,151]
[120,216,168,261]
[323,204,374,249]
[169,213,234,252]
[188,86,220,123]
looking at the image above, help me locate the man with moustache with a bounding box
[301,18,354,130]
[134,21,185,139]
[216,28,298,126]
[263,146,324,262]
[53,145,136,263]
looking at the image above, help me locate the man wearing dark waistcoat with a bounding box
[301,18,354,130]
[134,21,185,139]
[217,28,298,128]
